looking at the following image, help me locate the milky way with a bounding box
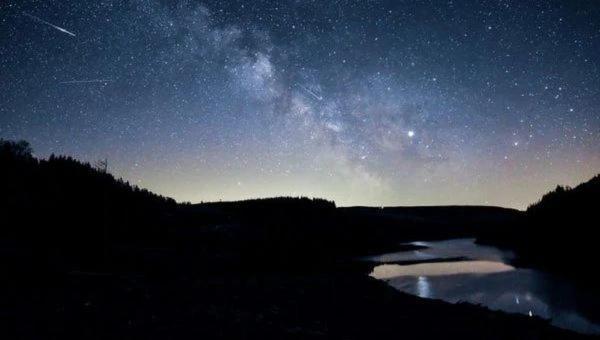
[1,1,599,208]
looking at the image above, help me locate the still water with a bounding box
[368,238,600,334]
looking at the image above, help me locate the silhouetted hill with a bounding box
[1,139,177,270]
[0,139,589,339]
[528,174,600,216]
[478,174,600,283]
[1,139,347,271]
[0,138,524,271]
[183,201,524,266]
[341,205,522,242]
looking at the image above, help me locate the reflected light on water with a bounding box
[417,276,431,298]
[370,261,515,280]
[368,239,600,334]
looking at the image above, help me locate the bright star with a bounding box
[408,130,415,138]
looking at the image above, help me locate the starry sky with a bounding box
[1,0,599,209]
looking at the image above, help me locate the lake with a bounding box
[368,238,600,335]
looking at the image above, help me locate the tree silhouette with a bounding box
[0,139,33,158]
[95,158,108,173]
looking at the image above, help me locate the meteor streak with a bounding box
[59,79,113,84]
[23,12,76,37]
[296,83,323,101]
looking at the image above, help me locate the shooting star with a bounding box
[23,12,76,37]
[296,83,323,101]
[60,79,113,85]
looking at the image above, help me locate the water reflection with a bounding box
[370,261,514,279]
[417,276,430,298]
[368,239,600,335]
[367,238,514,264]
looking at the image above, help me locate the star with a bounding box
[0,0,597,209]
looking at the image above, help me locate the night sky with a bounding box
[1,0,599,208]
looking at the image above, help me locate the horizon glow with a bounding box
[1,1,599,209]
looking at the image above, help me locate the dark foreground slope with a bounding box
[0,139,591,339]
[3,266,585,340]
[478,174,600,283]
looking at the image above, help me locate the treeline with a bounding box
[525,175,599,278]
[1,139,179,270]
[0,139,351,272]
[527,174,599,216]
[479,173,600,283]
[3,137,550,274]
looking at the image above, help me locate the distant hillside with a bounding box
[1,139,351,270]
[0,139,379,271]
[1,138,527,272]
[340,205,522,242]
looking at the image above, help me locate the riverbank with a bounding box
[364,238,600,335]
[1,260,592,339]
